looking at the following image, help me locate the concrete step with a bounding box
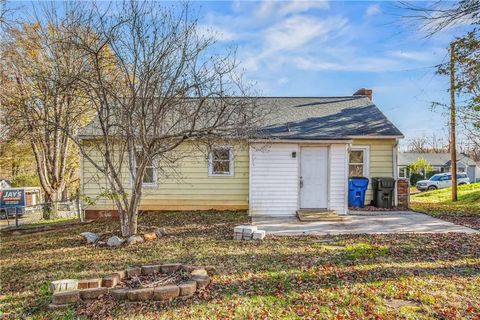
[296,210,345,222]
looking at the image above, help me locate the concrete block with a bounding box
[242,225,257,233]
[233,232,243,240]
[79,287,109,300]
[178,280,197,296]
[110,288,129,300]
[153,285,180,300]
[242,232,253,240]
[252,230,266,240]
[233,226,245,233]
[160,263,182,274]
[50,279,78,293]
[141,265,161,275]
[102,274,120,288]
[78,278,102,289]
[126,267,142,278]
[127,287,154,301]
[52,290,80,305]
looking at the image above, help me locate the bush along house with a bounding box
[79,89,404,219]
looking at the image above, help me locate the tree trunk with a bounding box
[43,190,61,219]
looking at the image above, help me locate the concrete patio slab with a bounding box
[252,211,478,235]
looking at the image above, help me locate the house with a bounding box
[398,152,480,182]
[79,89,404,219]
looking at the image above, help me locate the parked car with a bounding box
[416,173,470,191]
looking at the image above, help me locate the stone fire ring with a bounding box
[49,264,211,308]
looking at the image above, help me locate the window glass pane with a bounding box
[350,150,363,164]
[143,167,155,183]
[213,148,230,161]
[213,160,230,174]
[349,164,364,177]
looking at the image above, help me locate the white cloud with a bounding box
[389,50,436,62]
[256,0,329,19]
[366,4,381,17]
[263,15,348,52]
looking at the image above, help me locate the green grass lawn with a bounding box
[1,211,480,319]
[411,183,480,230]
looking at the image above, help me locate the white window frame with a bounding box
[132,150,158,189]
[349,146,370,178]
[208,145,234,177]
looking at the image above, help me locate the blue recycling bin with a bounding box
[348,177,369,208]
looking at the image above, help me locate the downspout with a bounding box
[346,143,352,214]
[393,138,399,207]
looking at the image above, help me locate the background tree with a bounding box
[71,1,265,237]
[0,7,92,210]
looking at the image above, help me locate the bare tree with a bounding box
[406,134,449,153]
[0,3,92,211]
[400,0,480,35]
[71,1,264,236]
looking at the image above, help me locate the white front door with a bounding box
[300,147,328,208]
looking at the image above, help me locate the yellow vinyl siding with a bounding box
[352,139,395,204]
[81,141,249,211]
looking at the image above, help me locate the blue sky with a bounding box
[191,1,471,146]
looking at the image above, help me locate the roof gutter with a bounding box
[248,138,353,144]
[348,135,404,139]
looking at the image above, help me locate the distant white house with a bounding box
[398,152,480,182]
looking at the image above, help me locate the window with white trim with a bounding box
[349,147,369,177]
[209,146,233,176]
[135,150,157,187]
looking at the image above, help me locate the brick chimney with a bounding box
[353,88,372,100]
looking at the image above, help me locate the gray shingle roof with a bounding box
[255,96,403,139]
[398,152,477,166]
[78,96,403,140]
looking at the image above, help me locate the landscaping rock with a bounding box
[190,268,207,277]
[127,235,144,246]
[252,230,266,240]
[141,264,161,275]
[79,287,109,300]
[127,288,154,301]
[153,285,180,300]
[126,267,142,278]
[143,232,157,241]
[155,227,167,237]
[160,263,182,274]
[52,290,80,305]
[106,236,124,247]
[110,288,129,300]
[96,241,106,247]
[78,278,102,289]
[178,281,197,296]
[80,232,99,244]
[51,279,78,293]
[102,274,120,287]
[192,275,210,289]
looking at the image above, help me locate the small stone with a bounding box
[127,235,144,245]
[127,288,154,301]
[154,227,167,238]
[80,232,99,244]
[102,274,120,288]
[50,279,78,293]
[252,230,266,240]
[78,279,102,289]
[106,236,124,247]
[141,265,161,275]
[160,263,182,274]
[153,285,180,300]
[126,267,141,278]
[192,275,210,289]
[178,281,197,296]
[110,288,129,300]
[190,268,207,277]
[52,290,80,305]
[79,287,109,300]
[143,232,157,241]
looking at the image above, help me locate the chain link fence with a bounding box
[0,199,84,230]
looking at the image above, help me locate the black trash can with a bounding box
[371,177,395,209]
